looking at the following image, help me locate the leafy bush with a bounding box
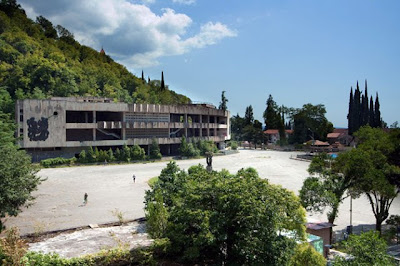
[0,227,27,265]
[289,243,326,266]
[149,139,162,159]
[131,144,146,161]
[229,141,238,150]
[145,163,306,265]
[40,157,76,167]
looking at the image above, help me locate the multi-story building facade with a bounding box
[16,97,230,161]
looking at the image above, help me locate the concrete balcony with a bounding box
[66,123,96,129]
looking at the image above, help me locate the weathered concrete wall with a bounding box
[17,98,231,150]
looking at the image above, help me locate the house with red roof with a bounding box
[263,129,293,144]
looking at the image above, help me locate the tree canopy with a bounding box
[291,103,333,144]
[218,90,228,111]
[145,162,306,265]
[0,145,41,232]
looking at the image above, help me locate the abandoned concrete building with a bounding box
[16,97,230,161]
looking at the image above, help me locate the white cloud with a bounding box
[172,0,196,5]
[19,0,236,69]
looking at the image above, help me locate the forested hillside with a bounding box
[0,0,191,120]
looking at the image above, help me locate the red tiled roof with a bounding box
[327,132,341,138]
[264,129,294,135]
[264,129,279,134]
[333,128,348,134]
[312,140,330,146]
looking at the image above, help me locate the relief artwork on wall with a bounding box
[27,117,49,141]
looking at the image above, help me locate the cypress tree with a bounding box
[353,82,361,133]
[363,80,369,126]
[161,71,165,90]
[375,93,381,128]
[141,70,144,81]
[369,96,375,127]
[348,87,354,135]
[148,76,151,83]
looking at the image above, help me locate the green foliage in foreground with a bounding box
[145,161,307,265]
[289,243,326,266]
[0,226,170,265]
[0,146,41,232]
[333,231,395,266]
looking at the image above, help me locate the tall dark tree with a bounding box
[141,70,144,81]
[369,96,375,127]
[348,87,354,135]
[161,71,165,90]
[354,82,361,132]
[375,93,381,128]
[218,91,228,111]
[362,80,369,125]
[263,94,282,130]
[244,105,254,126]
[36,15,57,39]
[348,81,382,134]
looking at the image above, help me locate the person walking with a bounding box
[132,174,136,183]
[83,193,88,205]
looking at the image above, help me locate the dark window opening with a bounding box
[66,111,93,123]
[96,129,121,140]
[170,114,184,123]
[96,111,122,122]
[53,111,58,116]
[20,115,23,122]
[66,129,94,141]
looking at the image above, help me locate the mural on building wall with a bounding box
[27,117,49,141]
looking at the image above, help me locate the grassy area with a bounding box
[148,176,159,188]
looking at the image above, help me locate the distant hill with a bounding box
[0,0,191,115]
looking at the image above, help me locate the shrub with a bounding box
[78,149,87,163]
[289,243,326,266]
[40,157,75,167]
[230,141,238,150]
[149,139,162,159]
[122,144,131,162]
[0,227,27,266]
[107,148,115,162]
[131,144,146,161]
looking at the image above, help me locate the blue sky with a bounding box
[20,0,400,127]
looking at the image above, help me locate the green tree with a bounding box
[149,139,162,159]
[333,231,394,266]
[0,145,41,232]
[230,113,245,141]
[263,94,282,130]
[130,145,145,161]
[218,90,228,111]
[289,243,326,266]
[339,126,400,232]
[300,153,355,225]
[244,105,254,125]
[145,164,306,264]
[291,103,333,144]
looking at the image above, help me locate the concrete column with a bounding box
[122,112,126,140]
[85,112,88,123]
[199,115,203,137]
[93,111,96,141]
[184,113,188,137]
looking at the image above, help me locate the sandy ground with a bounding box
[3,149,400,257]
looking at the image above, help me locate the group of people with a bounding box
[82,174,136,206]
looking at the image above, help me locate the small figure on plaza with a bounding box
[206,152,213,172]
[132,174,136,183]
[83,193,88,205]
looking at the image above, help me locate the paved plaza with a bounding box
[5,149,400,236]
